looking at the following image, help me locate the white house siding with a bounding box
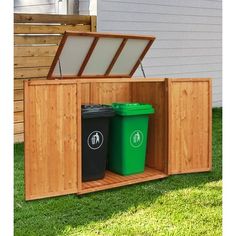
[14,0,67,14]
[97,0,222,107]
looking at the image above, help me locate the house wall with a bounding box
[97,0,222,107]
[14,0,67,14]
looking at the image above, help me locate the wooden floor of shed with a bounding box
[80,167,167,194]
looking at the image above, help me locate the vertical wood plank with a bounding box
[91,16,97,32]
[24,81,78,200]
[168,79,212,174]
[77,83,82,192]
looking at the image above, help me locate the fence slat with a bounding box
[14,122,24,134]
[14,101,24,112]
[14,90,24,101]
[15,13,91,24]
[15,67,50,79]
[14,35,62,45]
[14,133,24,143]
[15,46,58,57]
[14,24,91,34]
[15,57,53,68]
[14,112,24,123]
[14,13,96,142]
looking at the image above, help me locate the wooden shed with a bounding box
[24,32,212,200]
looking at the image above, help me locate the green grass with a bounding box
[14,108,222,236]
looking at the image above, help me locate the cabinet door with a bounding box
[24,80,81,200]
[167,79,212,174]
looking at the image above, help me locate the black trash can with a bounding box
[82,104,115,182]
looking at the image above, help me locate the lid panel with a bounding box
[83,38,123,75]
[48,32,155,79]
[53,36,94,76]
[110,39,149,76]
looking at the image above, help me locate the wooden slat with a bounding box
[24,82,78,200]
[14,46,58,57]
[14,112,24,123]
[14,101,23,112]
[15,13,91,24]
[14,133,24,143]
[15,57,54,68]
[14,35,62,45]
[14,78,46,90]
[14,24,91,34]
[15,67,49,79]
[91,16,97,32]
[168,79,211,174]
[14,122,24,134]
[14,89,23,101]
[80,168,167,194]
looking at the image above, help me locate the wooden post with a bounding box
[91,16,97,32]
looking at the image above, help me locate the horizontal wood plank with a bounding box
[15,67,49,79]
[14,133,24,143]
[14,89,23,101]
[14,111,24,123]
[14,101,23,112]
[81,168,167,194]
[14,35,62,45]
[14,13,91,24]
[14,122,24,134]
[14,78,46,89]
[14,24,91,34]
[14,57,53,68]
[14,46,58,57]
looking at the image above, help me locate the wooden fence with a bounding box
[14,13,97,143]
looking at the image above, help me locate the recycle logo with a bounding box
[130,130,144,148]
[87,131,104,150]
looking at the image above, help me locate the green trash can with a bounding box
[108,103,155,175]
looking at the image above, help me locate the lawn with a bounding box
[14,108,222,236]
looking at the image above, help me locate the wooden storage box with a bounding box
[24,32,212,200]
[24,78,212,200]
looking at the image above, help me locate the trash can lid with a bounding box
[82,104,115,119]
[112,103,155,116]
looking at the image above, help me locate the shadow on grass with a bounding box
[14,108,222,236]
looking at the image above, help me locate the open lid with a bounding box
[47,31,155,79]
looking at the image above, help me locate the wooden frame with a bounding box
[47,31,155,79]
[24,77,212,200]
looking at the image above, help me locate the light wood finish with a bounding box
[14,13,91,24]
[167,79,212,174]
[80,167,167,194]
[14,122,24,134]
[132,82,167,173]
[14,35,62,45]
[24,81,78,200]
[14,101,23,112]
[24,78,212,200]
[14,57,54,68]
[14,133,24,143]
[91,16,97,32]
[14,13,97,142]
[14,24,90,34]
[14,46,58,57]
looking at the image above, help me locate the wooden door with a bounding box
[167,79,212,174]
[24,80,81,200]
